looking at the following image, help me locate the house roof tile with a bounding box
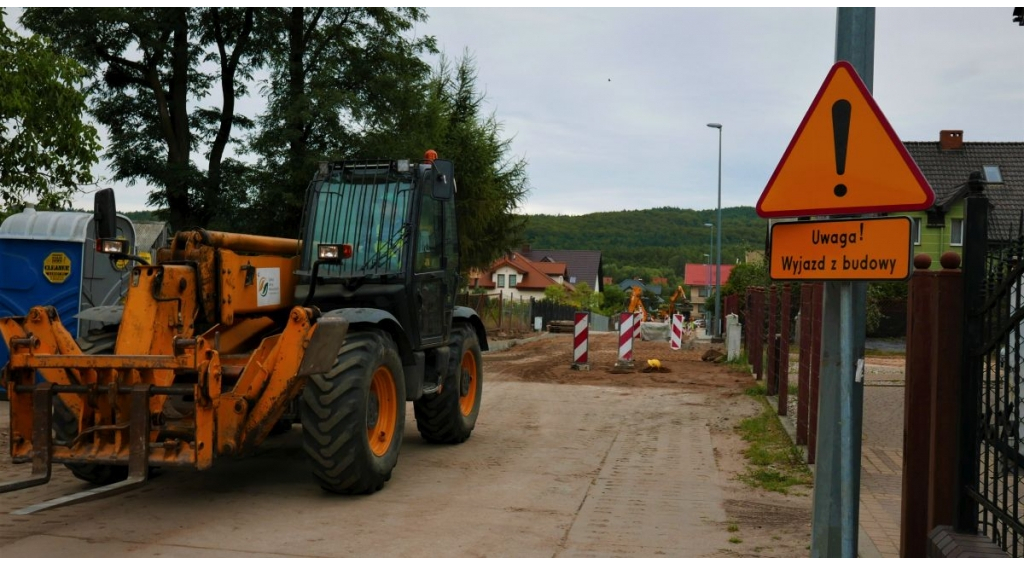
[904,140,1024,240]
[683,264,734,287]
[521,249,603,291]
[474,253,573,291]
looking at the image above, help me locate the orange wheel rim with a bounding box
[458,350,478,416]
[368,366,398,456]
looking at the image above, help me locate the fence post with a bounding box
[778,285,792,415]
[956,172,988,533]
[767,285,779,396]
[752,288,764,380]
[749,290,757,358]
[797,284,813,445]
[808,282,824,465]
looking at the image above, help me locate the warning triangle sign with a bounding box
[756,61,934,218]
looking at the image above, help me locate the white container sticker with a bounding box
[256,267,281,307]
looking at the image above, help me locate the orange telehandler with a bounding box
[0,153,487,514]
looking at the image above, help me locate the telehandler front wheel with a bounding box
[413,324,483,444]
[301,329,406,494]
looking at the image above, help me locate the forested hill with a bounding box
[522,206,768,282]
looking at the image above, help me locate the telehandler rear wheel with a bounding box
[413,324,483,444]
[301,329,405,494]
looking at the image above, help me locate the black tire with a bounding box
[53,401,130,485]
[301,329,406,494]
[414,324,483,444]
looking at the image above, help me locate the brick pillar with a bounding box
[900,254,964,557]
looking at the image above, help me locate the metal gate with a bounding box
[961,173,1024,556]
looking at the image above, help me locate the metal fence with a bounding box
[455,292,594,336]
[457,291,531,335]
[961,174,1024,556]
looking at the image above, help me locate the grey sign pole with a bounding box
[811,7,874,558]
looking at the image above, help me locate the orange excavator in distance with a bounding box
[663,285,687,319]
[626,286,651,322]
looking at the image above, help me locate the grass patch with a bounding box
[864,348,905,357]
[726,350,749,366]
[744,381,767,397]
[788,382,799,396]
[736,398,812,494]
[728,537,743,544]
[727,523,739,532]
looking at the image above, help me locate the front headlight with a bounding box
[318,243,352,263]
[96,238,128,254]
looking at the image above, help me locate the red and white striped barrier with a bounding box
[618,312,635,364]
[633,312,642,341]
[670,314,684,350]
[572,312,589,369]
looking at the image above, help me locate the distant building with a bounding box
[902,130,1024,270]
[683,264,734,319]
[132,221,171,262]
[519,245,604,292]
[468,252,573,302]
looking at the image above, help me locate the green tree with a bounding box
[246,7,436,237]
[720,261,771,322]
[21,7,258,231]
[543,284,570,305]
[0,11,100,210]
[866,281,908,335]
[359,52,530,272]
[600,284,627,316]
[571,281,602,312]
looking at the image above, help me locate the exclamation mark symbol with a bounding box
[833,99,851,197]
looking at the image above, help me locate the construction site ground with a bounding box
[0,331,816,557]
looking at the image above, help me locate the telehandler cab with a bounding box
[0,152,487,514]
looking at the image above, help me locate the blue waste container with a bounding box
[0,208,135,400]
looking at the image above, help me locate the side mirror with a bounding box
[431,160,455,200]
[94,188,117,240]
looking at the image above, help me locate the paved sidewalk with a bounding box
[775,357,906,557]
[858,384,905,557]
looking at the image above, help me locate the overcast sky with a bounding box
[46,7,1024,215]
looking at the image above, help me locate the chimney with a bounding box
[940,130,964,151]
[521,243,531,254]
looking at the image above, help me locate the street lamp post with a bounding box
[703,223,713,327]
[707,123,723,339]
[703,252,711,327]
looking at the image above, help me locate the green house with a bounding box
[903,130,1024,270]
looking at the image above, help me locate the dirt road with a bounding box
[0,331,811,557]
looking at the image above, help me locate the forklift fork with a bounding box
[0,383,152,515]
